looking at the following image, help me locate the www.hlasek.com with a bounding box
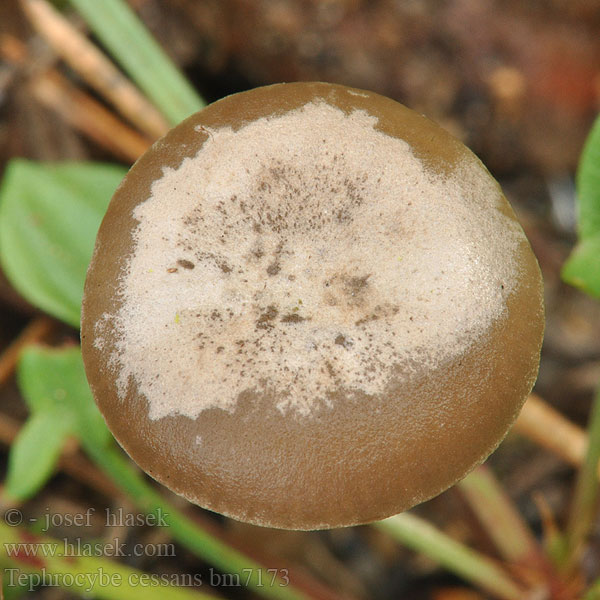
[3,567,291,593]
[3,538,175,558]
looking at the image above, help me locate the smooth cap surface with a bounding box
[81,82,544,529]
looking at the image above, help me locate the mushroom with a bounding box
[81,82,544,530]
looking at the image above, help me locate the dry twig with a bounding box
[515,393,590,473]
[21,0,169,139]
[0,34,152,162]
[0,316,54,386]
[30,70,152,162]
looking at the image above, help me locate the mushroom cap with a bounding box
[81,82,544,530]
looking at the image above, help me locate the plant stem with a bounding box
[458,465,543,567]
[374,513,526,600]
[68,0,205,125]
[84,442,308,600]
[565,385,600,571]
[21,0,169,139]
[0,520,213,599]
[514,394,589,472]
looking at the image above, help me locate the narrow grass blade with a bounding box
[68,0,205,125]
[375,513,527,600]
[565,385,600,571]
[458,465,543,566]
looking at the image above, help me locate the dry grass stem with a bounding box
[21,0,169,140]
[459,466,543,569]
[0,316,54,386]
[515,394,590,473]
[0,32,29,64]
[1,34,151,161]
[30,71,152,162]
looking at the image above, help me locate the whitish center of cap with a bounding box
[96,100,524,420]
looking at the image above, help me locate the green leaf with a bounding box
[5,409,73,500]
[0,160,126,327]
[562,236,600,298]
[18,345,111,450]
[576,114,600,240]
[6,345,112,499]
[68,0,205,125]
[562,114,600,297]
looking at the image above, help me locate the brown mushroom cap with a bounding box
[81,82,544,530]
